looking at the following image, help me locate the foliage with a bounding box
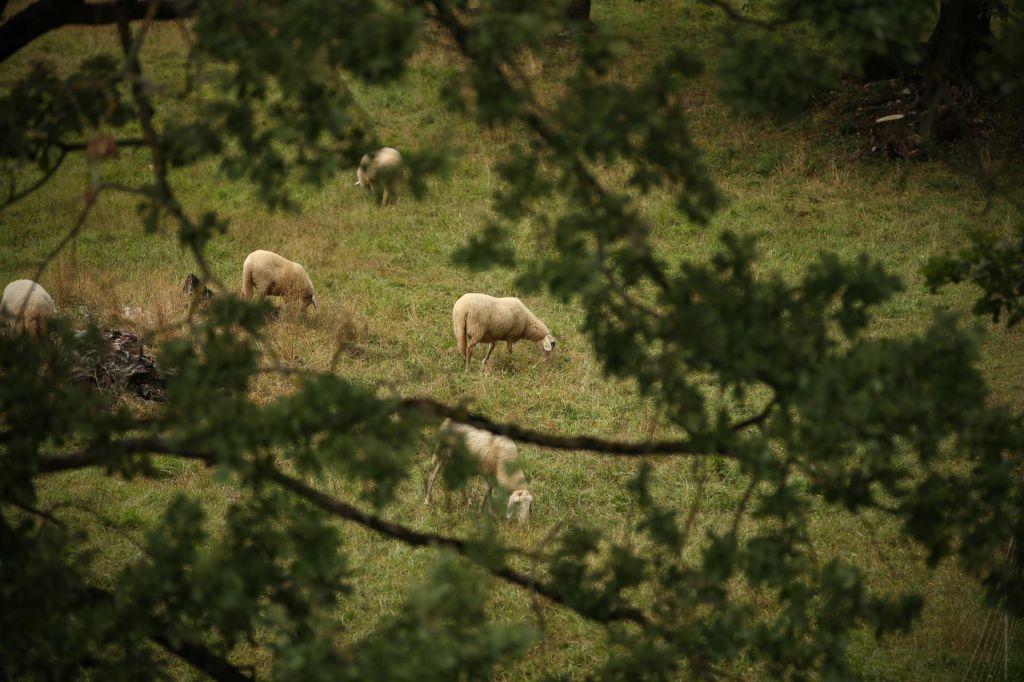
[926,225,1024,327]
[1,0,1023,679]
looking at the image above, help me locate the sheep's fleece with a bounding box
[355,147,404,205]
[241,250,316,311]
[453,293,555,369]
[426,419,533,523]
[1,279,55,338]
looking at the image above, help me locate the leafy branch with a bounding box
[37,438,650,627]
[0,0,197,64]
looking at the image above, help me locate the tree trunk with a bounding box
[926,0,993,82]
[566,0,591,23]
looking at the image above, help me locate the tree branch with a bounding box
[731,396,778,432]
[401,397,733,457]
[82,586,251,682]
[38,439,649,627]
[2,149,66,210]
[0,0,196,64]
[698,0,792,29]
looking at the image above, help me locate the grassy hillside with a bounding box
[2,2,1023,679]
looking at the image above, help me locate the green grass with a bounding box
[3,1,1024,679]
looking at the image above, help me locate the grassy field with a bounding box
[3,1,1024,679]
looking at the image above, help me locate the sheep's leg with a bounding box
[480,480,493,513]
[482,342,497,367]
[464,339,478,371]
[424,456,444,505]
[506,340,513,354]
[381,187,389,206]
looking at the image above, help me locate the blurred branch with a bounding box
[731,396,778,432]
[698,0,793,29]
[401,397,735,457]
[38,440,650,627]
[114,0,220,288]
[0,0,196,64]
[1,149,66,210]
[80,586,252,682]
[7,500,65,527]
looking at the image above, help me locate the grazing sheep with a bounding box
[354,147,404,206]
[452,293,556,370]
[241,250,317,312]
[425,419,533,523]
[1,279,55,338]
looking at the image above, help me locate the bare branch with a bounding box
[698,0,792,29]
[729,475,760,537]
[731,396,778,432]
[678,458,709,553]
[1,149,66,210]
[401,397,732,458]
[7,499,66,527]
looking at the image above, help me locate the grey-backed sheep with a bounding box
[1,279,55,338]
[241,250,317,312]
[425,418,533,523]
[452,293,556,370]
[354,147,404,206]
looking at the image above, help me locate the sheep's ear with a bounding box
[506,495,517,520]
[542,336,554,352]
[311,296,318,310]
[353,180,361,186]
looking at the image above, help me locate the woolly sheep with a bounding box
[241,250,317,312]
[424,418,533,523]
[1,279,55,338]
[354,147,404,206]
[452,293,556,371]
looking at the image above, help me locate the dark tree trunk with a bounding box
[566,0,591,23]
[926,0,993,82]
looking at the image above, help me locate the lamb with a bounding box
[0,279,55,338]
[241,250,317,312]
[354,147,404,206]
[424,418,533,523]
[452,293,556,370]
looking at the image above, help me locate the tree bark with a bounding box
[566,0,591,23]
[926,0,994,82]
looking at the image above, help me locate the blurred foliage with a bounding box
[2,0,1024,679]
[926,225,1024,327]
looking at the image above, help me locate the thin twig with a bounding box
[731,396,778,432]
[8,500,66,527]
[2,149,67,210]
[729,475,760,537]
[698,0,792,29]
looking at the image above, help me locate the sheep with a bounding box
[424,418,533,523]
[452,293,556,371]
[354,147,404,206]
[0,279,55,338]
[241,250,317,312]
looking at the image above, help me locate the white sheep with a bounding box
[452,293,556,371]
[424,418,533,523]
[354,147,404,206]
[0,279,55,338]
[241,250,317,312]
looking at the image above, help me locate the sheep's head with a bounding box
[355,162,372,192]
[506,489,533,523]
[304,293,317,312]
[537,334,556,361]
